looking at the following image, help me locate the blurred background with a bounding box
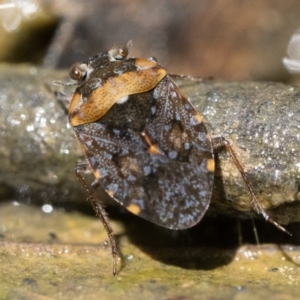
[1,0,300,81]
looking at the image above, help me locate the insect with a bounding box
[56,42,289,275]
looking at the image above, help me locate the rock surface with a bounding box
[0,65,299,223]
[0,202,299,300]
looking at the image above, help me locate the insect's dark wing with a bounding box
[147,76,213,167]
[74,77,214,230]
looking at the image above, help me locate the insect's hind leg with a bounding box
[211,136,291,236]
[76,163,118,275]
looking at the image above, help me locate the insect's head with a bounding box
[68,41,132,85]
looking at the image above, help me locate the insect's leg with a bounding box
[76,163,118,275]
[45,83,71,115]
[212,136,291,236]
[55,91,71,115]
[169,73,205,82]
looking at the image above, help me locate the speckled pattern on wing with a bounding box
[74,75,214,230]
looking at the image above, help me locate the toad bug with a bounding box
[56,43,289,275]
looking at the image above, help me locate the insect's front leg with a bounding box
[46,82,72,115]
[55,91,72,115]
[169,73,204,81]
[211,136,291,236]
[75,163,118,275]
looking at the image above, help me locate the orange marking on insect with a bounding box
[148,145,162,155]
[134,58,158,69]
[68,92,82,115]
[194,112,203,123]
[142,131,164,155]
[70,67,167,127]
[94,170,102,180]
[106,190,115,197]
[126,203,141,215]
[206,158,215,172]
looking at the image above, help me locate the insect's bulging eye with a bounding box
[148,56,158,62]
[69,63,88,82]
[108,44,129,60]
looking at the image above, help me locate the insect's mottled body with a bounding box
[69,46,214,230]
[61,43,288,274]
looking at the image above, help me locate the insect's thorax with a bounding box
[77,58,138,100]
[98,89,155,132]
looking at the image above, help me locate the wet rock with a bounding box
[0,65,299,225]
[0,202,299,300]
